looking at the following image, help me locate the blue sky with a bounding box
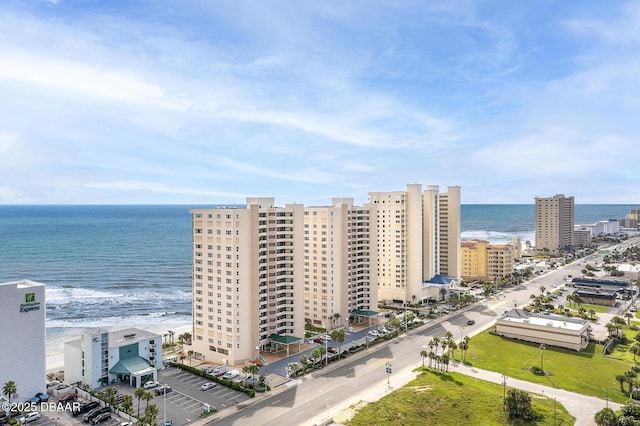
[1,0,638,205]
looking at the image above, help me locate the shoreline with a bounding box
[45,322,192,374]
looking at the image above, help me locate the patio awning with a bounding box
[268,334,302,345]
[351,309,378,317]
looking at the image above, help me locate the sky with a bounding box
[1,0,639,205]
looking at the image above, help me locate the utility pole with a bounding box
[539,343,546,372]
[502,375,507,400]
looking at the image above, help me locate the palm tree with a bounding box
[630,342,640,361]
[428,351,435,368]
[142,404,159,426]
[143,390,154,410]
[104,387,118,408]
[441,354,450,372]
[311,348,322,369]
[625,312,633,326]
[333,313,341,329]
[441,339,448,356]
[243,364,259,381]
[2,381,17,404]
[135,387,146,417]
[432,337,441,356]
[589,309,596,320]
[122,395,134,415]
[616,374,627,391]
[461,336,470,362]
[448,340,458,359]
[168,330,175,345]
[331,328,346,357]
[420,349,428,368]
[300,355,309,375]
[539,285,546,295]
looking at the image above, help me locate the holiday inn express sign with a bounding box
[20,292,41,313]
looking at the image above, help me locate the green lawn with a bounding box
[464,331,631,403]
[345,369,574,426]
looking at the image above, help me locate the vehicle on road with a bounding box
[467,320,475,325]
[143,380,159,389]
[201,382,217,391]
[368,330,380,336]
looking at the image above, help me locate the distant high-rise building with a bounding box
[368,184,461,304]
[534,194,574,253]
[303,199,378,330]
[189,198,305,366]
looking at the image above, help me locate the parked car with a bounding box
[91,413,111,425]
[201,382,217,391]
[72,401,99,416]
[319,334,331,341]
[631,307,637,313]
[60,392,78,403]
[368,330,380,336]
[467,319,475,325]
[84,406,110,422]
[155,385,172,396]
[327,347,338,354]
[19,413,40,424]
[143,380,159,389]
[347,327,355,333]
[222,369,240,380]
[211,365,229,376]
[28,392,49,403]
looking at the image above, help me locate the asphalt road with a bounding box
[212,239,638,425]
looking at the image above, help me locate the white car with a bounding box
[319,334,331,341]
[19,413,41,424]
[143,380,160,389]
[368,330,380,336]
[201,382,217,391]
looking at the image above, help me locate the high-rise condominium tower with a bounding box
[368,184,461,304]
[535,194,575,253]
[190,198,304,366]
[304,198,378,330]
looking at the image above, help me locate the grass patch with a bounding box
[345,369,574,425]
[464,331,631,403]
[569,303,609,314]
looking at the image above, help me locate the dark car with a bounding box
[155,385,173,396]
[84,406,110,422]
[467,319,475,325]
[72,401,99,416]
[91,413,111,425]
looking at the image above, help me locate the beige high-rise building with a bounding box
[460,240,516,282]
[189,198,305,366]
[304,199,378,330]
[535,194,574,253]
[368,184,461,304]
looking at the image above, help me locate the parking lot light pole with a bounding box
[540,343,546,372]
[325,337,328,367]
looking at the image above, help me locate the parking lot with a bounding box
[16,400,123,426]
[153,367,252,425]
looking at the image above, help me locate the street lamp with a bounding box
[365,336,369,349]
[539,343,546,372]
[502,375,507,400]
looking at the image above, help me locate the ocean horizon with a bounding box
[0,203,636,342]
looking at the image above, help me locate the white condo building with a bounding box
[190,198,305,366]
[64,328,162,389]
[368,184,461,304]
[0,280,46,400]
[304,198,378,330]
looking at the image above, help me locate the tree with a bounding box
[594,407,618,426]
[617,374,627,392]
[386,314,401,331]
[142,404,159,426]
[104,387,118,409]
[135,387,147,417]
[630,342,640,361]
[625,312,633,326]
[333,313,341,329]
[121,394,134,415]
[428,351,435,368]
[168,330,175,345]
[504,388,535,422]
[311,348,322,368]
[2,381,17,404]
[461,336,470,362]
[420,349,428,368]
[331,328,346,357]
[441,354,450,372]
[243,364,259,381]
[143,390,154,410]
[431,337,441,356]
[299,355,308,375]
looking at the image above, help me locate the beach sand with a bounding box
[46,323,192,374]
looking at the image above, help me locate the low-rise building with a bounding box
[460,239,516,282]
[65,328,162,389]
[573,288,618,307]
[495,309,590,351]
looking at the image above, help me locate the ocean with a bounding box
[0,204,636,343]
